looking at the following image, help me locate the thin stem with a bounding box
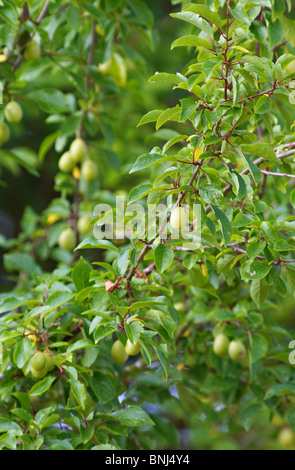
[36,1,50,25]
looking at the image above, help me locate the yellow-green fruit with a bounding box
[278,428,295,449]
[111,340,128,364]
[44,353,55,372]
[170,207,189,230]
[213,334,229,358]
[228,340,246,362]
[111,53,127,87]
[77,214,91,235]
[125,339,140,356]
[286,59,295,75]
[98,58,112,75]
[58,227,76,251]
[81,160,98,181]
[174,302,185,312]
[58,151,75,172]
[4,101,23,123]
[24,39,40,60]
[70,138,87,163]
[31,352,46,371]
[31,366,47,379]
[0,123,10,144]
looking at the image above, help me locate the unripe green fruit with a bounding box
[31,352,46,371]
[58,227,76,251]
[58,151,75,172]
[77,214,91,235]
[0,123,10,144]
[31,366,47,379]
[174,302,185,312]
[44,353,55,372]
[278,428,295,449]
[125,339,141,356]
[213,334,229,358]
[286,59,295,75]
[81,160,98,181]
[4,101,23,123]
[98,59,112,76]
[170,207,189,230]
[111,53,127,87]
[70,138,87,163]
[24,39,40,60]
[111,340,128,364]
[228,340,246,362]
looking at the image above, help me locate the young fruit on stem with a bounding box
[24,39,40,60]
[170,207,189,230]
[81,160,98,181]
[70,138,87,163]
[77,214,91,235]
[58,227,76,251]
[44,353,55,372]
[213,334,229,358]
[31,352,46,370]
[125,339,140,356]
[58,151,75,173]
[278,427,295,449]
[228,340,246,362]
[4,101,23,123]
[111,340,128,364]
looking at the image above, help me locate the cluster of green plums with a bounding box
[213,334,247,363]
[30,351,55,379]
[0,39,41,146]
[58,137,98,182]
[111,339,141,364]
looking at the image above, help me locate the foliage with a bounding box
[1,0,295,450]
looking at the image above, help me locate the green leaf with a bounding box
[45,291,74,308]
[75,237,118,252]
[156,106,180,130]
[128,183,153,204]
[171,35,212,50]
[4,253,42,276]
[0,1,18,28]
[179,98,197,122]
[90,372,115,404]
[72,256,92,291]
[265,384,295,400]
[93,324,118,343]
[251,334,268,362]
[239,404,264,431]
[26,89,71,113]
[148,72,183,85]
[29,377,56,397]
[211,205,232,246]
[67,339,94,353]
[70,379,86,409]
[170,12,213,39]
[137,110,162,127]
[184,4,223,29]
[236,147,261,185]
[112,406,154,427]
[13,338,33,369]
[241,143,277,162]
[129,153,165,174]
[250,278,269,308]
[125,320,143,345]
[154,244,174,273]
